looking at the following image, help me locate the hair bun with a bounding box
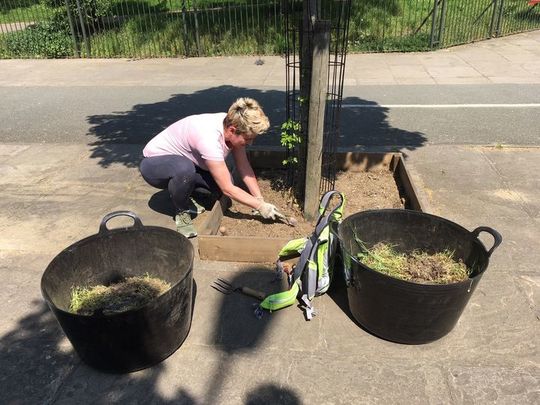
[234,97,253,112]
[225,97,269,136]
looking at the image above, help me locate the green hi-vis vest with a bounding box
[256,191,345,320]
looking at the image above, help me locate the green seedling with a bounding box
[280,118,302,166]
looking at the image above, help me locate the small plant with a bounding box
[280,118,302,166]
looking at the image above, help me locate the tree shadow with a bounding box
[244,383,302,405]
[205,265,299,403]
[86,85,426,168]
[0,300,76,404]
[0,291,206,403]
[209,266,283,354]
[339,97,427,151]
[0,0,35,12]
[327,250,412,344]
[86,86,285,168]
[326,254,370,332]
[0,271,297,403]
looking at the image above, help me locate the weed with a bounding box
[355,239,470,284]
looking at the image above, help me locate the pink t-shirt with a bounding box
[143,112,229,170]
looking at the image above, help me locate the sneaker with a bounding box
[175,211,197,238]
[188,198,206,215]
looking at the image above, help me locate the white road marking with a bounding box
[342,103,540,108]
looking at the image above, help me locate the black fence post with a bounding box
[495,0,505,37]
[193,1,201,56]
[438,0,448,47]
[74,0,91,57]
[181,0,190,57]
[489,0,499,37]
[429,0,439,48]
[427,0,447,49]
[64,0,80,57]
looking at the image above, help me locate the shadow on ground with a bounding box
[340,96,427,152]
[0,299,200,403]
[327,255,376,337]
[204,266,299,403]
[86,85,427,169]
[0,269,299,403]
[86,86,284,168]
[0,300,76,404]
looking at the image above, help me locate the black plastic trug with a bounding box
[337,209,501,344]
[41,212,194,373]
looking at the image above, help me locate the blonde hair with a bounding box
[224,97,270,138]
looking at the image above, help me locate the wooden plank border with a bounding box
[198,234,290,262]
[198,152,425,262]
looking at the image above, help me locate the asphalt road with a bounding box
[2,84,539,148]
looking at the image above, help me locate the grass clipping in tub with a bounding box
[69,274,171,315]
[355,241,470,284]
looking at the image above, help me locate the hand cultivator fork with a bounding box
[211,278,266,301]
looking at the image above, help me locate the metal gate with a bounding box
[429,0,540,49]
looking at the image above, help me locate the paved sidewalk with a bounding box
[0,30,539,87]
[1,142,539,404]
[0,31,539,404]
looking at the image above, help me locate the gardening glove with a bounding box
[257,202,280,220]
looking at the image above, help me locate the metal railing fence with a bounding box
[0,0,285,58]
[1,0,539,58]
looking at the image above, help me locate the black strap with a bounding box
[292,191,344,287]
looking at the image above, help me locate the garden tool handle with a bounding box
[274,210,297,227]
[99,211,144,235]
[274,210,287,222]
[240,287,266,301]
[471,226,502,257]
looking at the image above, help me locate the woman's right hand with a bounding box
[257,202,280,220]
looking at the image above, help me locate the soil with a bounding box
[220,168,404,238]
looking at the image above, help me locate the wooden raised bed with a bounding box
[198,151,425,262]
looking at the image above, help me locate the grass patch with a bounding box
[69,273,171,315]
[87,13,284,57]
[350,33,431,52]
[1,0,539,57]
[355,240,470,284]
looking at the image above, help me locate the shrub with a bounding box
[3,11,73,58]
[40,0,113,26]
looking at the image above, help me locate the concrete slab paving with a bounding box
[1,30,539,87]
[1,142,539,404]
